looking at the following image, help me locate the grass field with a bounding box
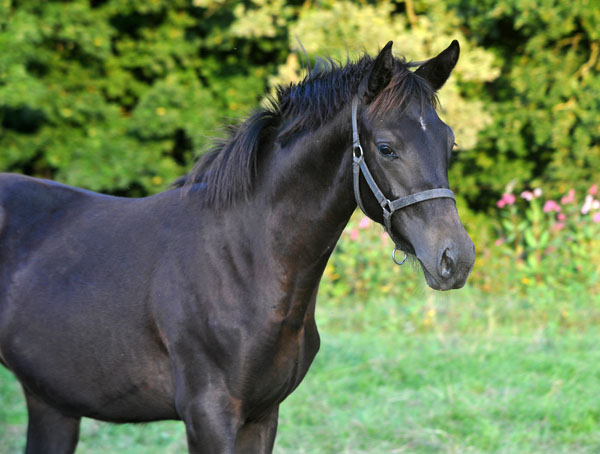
[1,289,600,453]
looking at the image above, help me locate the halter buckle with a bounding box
[352,143,363,161]
[380,198,393,214]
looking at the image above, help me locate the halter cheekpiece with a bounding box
[351,97,456,265]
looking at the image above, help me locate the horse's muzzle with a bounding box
[419,237,475,290]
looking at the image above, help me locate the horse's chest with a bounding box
[239,320,320,416]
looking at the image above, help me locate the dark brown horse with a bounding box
[0,41,474,453]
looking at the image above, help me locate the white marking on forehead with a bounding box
[419,115,427,131]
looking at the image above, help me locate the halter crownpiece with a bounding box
[351,97,456,265]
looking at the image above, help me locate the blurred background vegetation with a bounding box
[1,1,600,452]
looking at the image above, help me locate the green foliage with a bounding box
[0,0,270,194]
[443,0,600,206]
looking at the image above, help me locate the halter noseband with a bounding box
[351,97,456,265]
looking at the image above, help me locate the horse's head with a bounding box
[354,41,474,290]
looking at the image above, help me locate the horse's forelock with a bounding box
[367,67,439,118]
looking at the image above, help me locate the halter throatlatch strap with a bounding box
[351,97,456,264]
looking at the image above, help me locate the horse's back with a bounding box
[0,171,163,320]
[0,173,117,290]
[0,173,107,246]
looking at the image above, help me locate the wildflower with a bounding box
[350,228,359,241]
[359,216,371,229]
[581,194,594,214]
[497,193,515,208]
[495,238,504,246]
[552,222,565,232]
[594,212,600,223]
[557,213,566,221]
[590,184,598,195]
[533,188,543,197]
[521,277,530,285]
[521,190,533,201]
[561,189,575,205]
[543,200,561,213]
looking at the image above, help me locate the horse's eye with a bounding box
[377,144,396,157]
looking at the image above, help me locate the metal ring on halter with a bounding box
[392,247,408,266]
[353,144,363,160]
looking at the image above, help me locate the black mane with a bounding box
[173,54,437,208]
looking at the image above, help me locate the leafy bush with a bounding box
[443,0,600,208]
[0,0,271,194]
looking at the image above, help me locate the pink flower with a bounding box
[557,213,566,221]
[350,228,359,241]
[521,190,533,201]
[543,200,561,213]
[552,222,565,232]
[561,189,575,205]
[495,238,504,246]
[594,212,600,223]
[533,188,543,198]
[497,193,515,208]
[359,216,371,229]
[590,184,598,195]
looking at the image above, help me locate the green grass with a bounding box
[2,325,599,453]
[276,331,600,454]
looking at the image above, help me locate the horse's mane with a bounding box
[173,53,437,208]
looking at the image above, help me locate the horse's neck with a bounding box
[185,108,355,323]
[259,110,356,291]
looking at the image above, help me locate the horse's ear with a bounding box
[363,41,394,102]
[415,40,460,91]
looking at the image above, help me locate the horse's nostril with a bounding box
[439,248,454,279]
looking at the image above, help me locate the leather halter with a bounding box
[351,97,456,265]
